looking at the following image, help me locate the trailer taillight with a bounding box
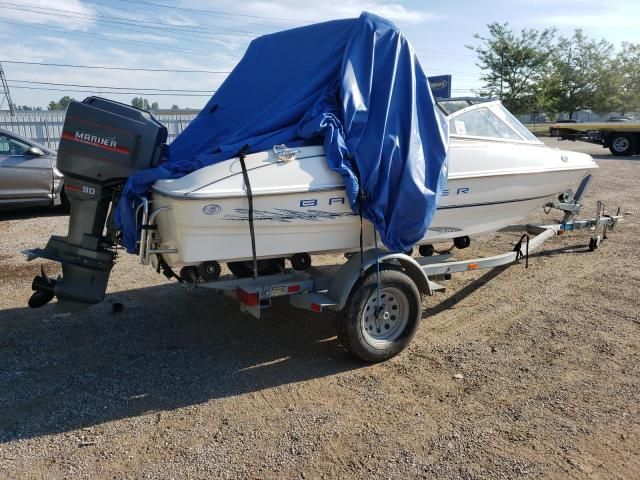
[236,288,259,306]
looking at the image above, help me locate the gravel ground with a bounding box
[0,139,638,479]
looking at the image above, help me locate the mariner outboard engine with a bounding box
[26,97,167,311]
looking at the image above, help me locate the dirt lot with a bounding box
[0,139,638,479]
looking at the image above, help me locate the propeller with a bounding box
[28,265,56,308]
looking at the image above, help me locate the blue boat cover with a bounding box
[115,12,448,253]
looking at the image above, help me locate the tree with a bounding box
[48,96,76,110]
[467,23,556,113]
[612,42,640,114]
[171,104,180,110]
[538,30,614,117]
[131,97,152,110]
[151,101,159,111]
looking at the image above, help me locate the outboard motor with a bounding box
[26,97,167,311]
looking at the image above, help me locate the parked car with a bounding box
[0,128,67,210]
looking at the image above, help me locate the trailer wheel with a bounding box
[453,236,471,249]
[608,133,635,156]
[198,261,221,281]
[419,244,435,257]
[227,258,285,278]
[335,266,422,362]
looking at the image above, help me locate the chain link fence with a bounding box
[0,110,198,151]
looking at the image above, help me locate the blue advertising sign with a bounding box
[428,75,452,99]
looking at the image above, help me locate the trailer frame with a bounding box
[192,210,622,320]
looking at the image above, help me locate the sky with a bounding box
[1,0,639,110]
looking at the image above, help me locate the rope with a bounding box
[374,229,382,319]
[358,189,365,276]
[514,234,530,268]
[237,144,258,279]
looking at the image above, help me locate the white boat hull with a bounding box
[151,140,597,267]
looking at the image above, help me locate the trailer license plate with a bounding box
[271,286,286,296]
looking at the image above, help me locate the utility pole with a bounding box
[0,62,16,116]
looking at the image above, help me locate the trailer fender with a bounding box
[326,250,432,311]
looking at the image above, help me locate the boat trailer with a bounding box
[151,202,622,362]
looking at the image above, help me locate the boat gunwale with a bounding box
[151,164,597,200]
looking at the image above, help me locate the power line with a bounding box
[84,1,268,35]
[0,18,240,60]
[1,1,265,35]
[0,60,231,74]
[0,1,260,39]
[2,4,478,66]
[3,59,481,80]
[110,0,312,24]
[8,84,212,96]
[0,14,249,55]
[8,79,215,93]
[8,82,477,97]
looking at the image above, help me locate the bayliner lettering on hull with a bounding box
[300,197,346,207]
[442,187,469,196]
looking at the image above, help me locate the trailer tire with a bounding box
[334,266,422,362]
[608,133,636,156]
[227,258,285,278]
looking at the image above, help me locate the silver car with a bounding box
[0,128,67,210]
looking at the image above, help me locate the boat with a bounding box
[19,11,608,361]
[148,98,598,272]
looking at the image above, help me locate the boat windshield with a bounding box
[437,100,473,115]
[492,104,539,142]
[448,102,541,143]
[436,97,489,115]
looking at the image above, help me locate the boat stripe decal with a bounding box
[437,194,551,210]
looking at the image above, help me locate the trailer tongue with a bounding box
[25,97,168,311]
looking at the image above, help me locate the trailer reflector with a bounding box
[288,284,301,293]
[310,303,322,312]
[468,263,479,270]
[236,287,259,307]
